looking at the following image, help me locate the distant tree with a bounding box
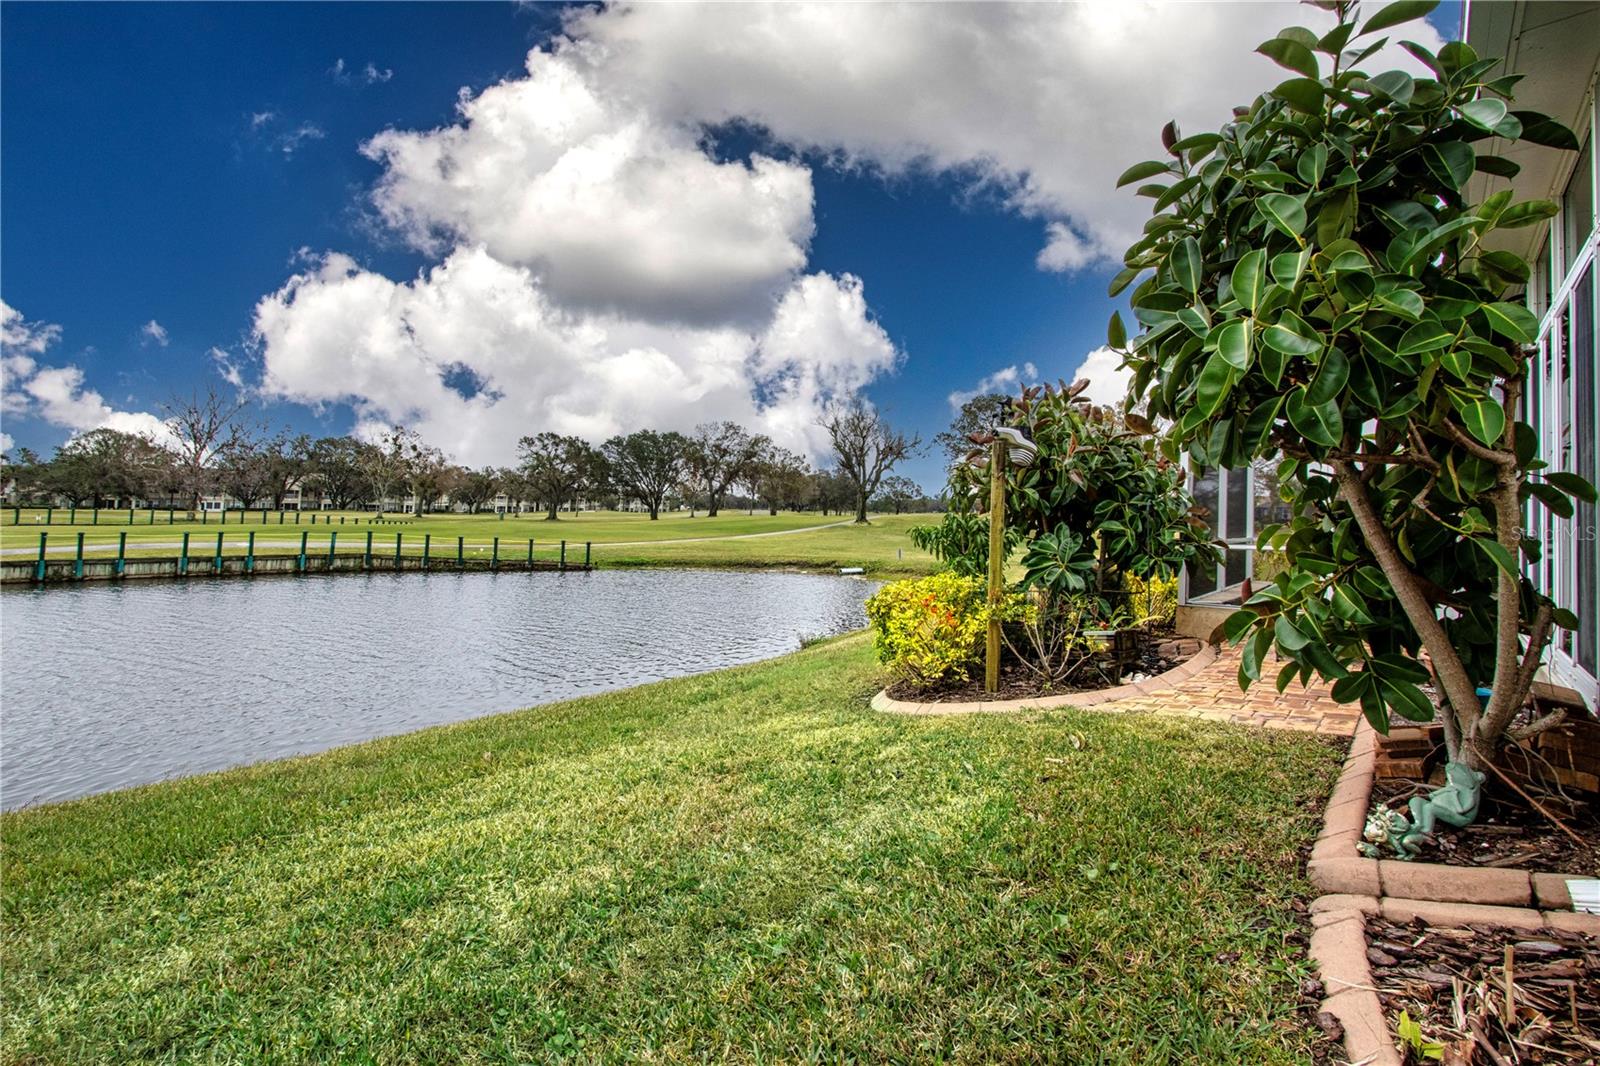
[935,392,1012,462]
[358,427,417,514]
[738,439,778,514]
[304,436,373,510]
[602,429,688,520]
[810,467,854,516]
[497,467,532,513]
[215,432,277,509]
[1,447,47,504]
[452,467,500,513]
[518,432,595,520]
[820,400,921,524]
[756,447,811,515]
[684,422,765,517]
[873,475,924,515]
[400,435,451,514]
[163,386,246,511]
[263,433,311,510]
[45,429,167,505]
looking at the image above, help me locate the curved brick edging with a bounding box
[1307,719,1583,908]
[1308,896,1597,1066]
[868,642,1219,716]
[1307,718,1598,1066]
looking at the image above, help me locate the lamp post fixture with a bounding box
[981,426,1036,693]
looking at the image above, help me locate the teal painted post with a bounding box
[46,507,53,526]
[35,532,47,581]
[298,531,308,572]
[116,532,127,576]
[179,532,190,575]
[246,531,256,573]
[457,535,464,567]
[365,530,373,568]
[491,537,499,570]
[422,533,431,570]
[560,540,567,571]
[328,531,337,567]
[214,531,223,573]
[395,533,403,568]
[527,538,534,565]
[69,506,76,524]
[585,541,591,568]
[74,532,84,579]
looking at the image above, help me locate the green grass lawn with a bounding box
[1,510,941,576]
[1,634,1342,1064]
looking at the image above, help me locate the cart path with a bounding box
[0,519,857,556]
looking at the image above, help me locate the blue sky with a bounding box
[2,2,1460,491]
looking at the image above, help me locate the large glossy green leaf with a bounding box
[1460,98,1509,132]
[1457,397,1507,446]
[1496,200,1559,228]
[1116,160,1171,188]
[1274,615,1310,651]
[1512,112,1581,151]
[1257,37,1318,78]
[1195,352,1236,417]
[1107,311,1127,349]
[1286,387,1341,447]
[1330,584,1374,624]
[1172,237,1203,293]
[1480,301,1539,344]
[1472,535,1518,577]
[1397,322,1454,355]
[1360,0,1438,36]
[1259,193,1308,239]
[1275,78,1324,115]
[1422,141,1474,190]
[1216,318,1252,370]
[1379,678,1435,721]
[1365,70,1414,104]
[1232,249,1268,312]
[1262,321,1321,357]
[1307,347,1350,405]
[1546,471,1600,504]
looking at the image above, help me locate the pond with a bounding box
[0,569,878,809]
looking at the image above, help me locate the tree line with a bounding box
[1,391,937,522]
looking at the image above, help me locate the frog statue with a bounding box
[1357,761,1487,861]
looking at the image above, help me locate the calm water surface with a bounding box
[0,569,877,809]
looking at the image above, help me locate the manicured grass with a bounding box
[2,510,941,576]
[2,634,1342,1063]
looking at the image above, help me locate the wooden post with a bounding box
[298,531,308,572]
[457,535,464,567]
[395,533,403,568]
[527,538,534,565]
[491,537,499,570]
[116,532,127,576]
[584,541,592,568]
[74,532,84,579]
[35,531,47,582]
[247,531,256,573]
[365,530,373,569]
[328,531,337,568]
[179,531,190,575]
[986,438,1006,695]
[214,531,224,573]
[560,540,567,571]
[422,533,431,570]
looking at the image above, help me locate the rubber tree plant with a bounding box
[1108,0,1593,772]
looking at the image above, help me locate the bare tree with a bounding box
[163,387,246,512]
[821,401,920,524]
[359,427,416,514]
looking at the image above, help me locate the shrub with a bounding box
[1127,574,1178,628]
[864,573,988,687]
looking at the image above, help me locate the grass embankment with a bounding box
[2,635,1342,1063]
[0,510,940,576]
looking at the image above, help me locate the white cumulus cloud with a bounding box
[1067,346,1132,407]
[947,363,1039,411]
[252,249,897,466]
[1,300,171,443]
[141,319,169,347]
[562,1,1447,268]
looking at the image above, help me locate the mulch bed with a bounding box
[1364,915,1600,1064]
[1370,778,1600,876]
[888,627,1183,703]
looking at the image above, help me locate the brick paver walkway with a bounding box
[1106,643,1362,736]
[872,642,1364,736]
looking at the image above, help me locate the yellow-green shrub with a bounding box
[1126,573,1178,628]
[864,573,987,687]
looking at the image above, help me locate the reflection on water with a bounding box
[0,568,877,809]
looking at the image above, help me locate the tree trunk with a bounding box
[545,502,560,520]
[648,501,659,520]
[768,505,777,516]
[855,491,869,524]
